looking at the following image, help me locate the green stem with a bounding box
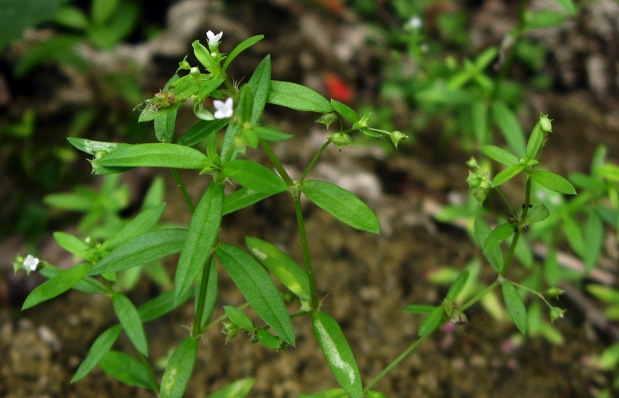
[138,352,160,394]
[204,302,250,331]
[460,280,501,312]
[293,194,320,311]
[501,176,532,276]
[364,334,430,392]
[301,141,331,183]
[260,140,295,187]
[508,280,552,307]
[169,168,195,214]
[193,252,215,336]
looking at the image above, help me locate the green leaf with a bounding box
[300,388,385,398]
[491,101,526,155]
[525,204,549,225]
[302,180,380,234]
[247,55,272,124]
[254,329,283,350]
[89,229,187,275]
[492,164,525,187]
[207,378,254,398]
[245,236,311,301]
[99,350,155,390]
[583,211,604,273]
[562,213,584,257]
[483,223,516,252]
[554,0,576,15]
[92,0,118,23]
[13,35,81,78]
[112,292,148,356]
[526,121,544,159]
[403,304,437,314]
[105,203,166,250]
[67,137,131,156]
[96,143,208,169]
[532,170,577,195]
[474,218,504,272]
[39,267,108,295]
[220,122,242,163]
[237,84,254,124]
[71,324,122,382]
[471,100,489,145]
[160,337,198,398]
[224,306,255,330]
[418,305,445,336]
[196,258,218,329]
[175,183,224,301]
[268,81,334,113]
[312,311,363,398]
[154,108,177,143]
[502,282,527,334]
[446,270,470,301]
[331,99,359,123]
[216,244,295,346]
[223,35,264,71]
[252,126,292,142]
[193,40,220,73]
[138,288,194,323]
[22,263,92,310]
[223,187,274,215]
[221,160,288,194]
[586,284,619,304]
[53,232,89,258]
[0,0,64,53]
[177,119,229,147]
[481,145,519,167]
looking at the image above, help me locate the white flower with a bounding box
[213,98,234,119]
[408,16,422,29]
[206,30,223,47]
[23,255,39,271]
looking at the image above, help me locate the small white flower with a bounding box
[408,16,423,29]
[213,98,234,119]
[206,30,223,46]
[23,255,39,271]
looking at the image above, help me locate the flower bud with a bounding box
[549,306,566,323]
[176,56,191,72]
[328,133,353,151]
[539,113,552,133]
[221,321,239,344]
[189,67,200,77]
[544,287,565,300]
[316,112,338,129]
[390,131,408,149]
[466,156,478,168]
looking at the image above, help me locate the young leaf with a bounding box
[104,203,166,250]
[196,258,218,329]
[254,329,283,350]
[502,282,527,334]
[245,236,311,301]
[67,137,130,156]
[583,211,604,273]
[237,84,254,124]
[418,305,446,337]
[138,288,194,323]
[71,324,123,382]
[483,223,516,252]
[312,311,363,398]
[207,378,255,398]
[175,182,224,301]
[39,267,108,295]
[159,337,198,398]
[526,121,544,159]
[481,145,519,167]
[223,35,264,71]
[96,143,208,169]
[22,263,92,310]
[154,107,177,143]
[53,231,89,259]
[216,243,295,346]
[562,213,584,257]
[99,350,155,389]
[268,81,334,113]
[224,306,255,331]
[492,164,525,187]
[532,170,577,195]
[525,204,549,225]
[446,270,470,301]
[221,160,288,194]
[177,119,229,147]
[474,218,504,272]
[89,229,187,275]
[112,292,148,357]
[302,180,380,234]
[193,40,220,72]
[491,101,526,155]
[222,187,274,215]
[247,55,271,124]
[252,126,292,142]
[331,99,359,123]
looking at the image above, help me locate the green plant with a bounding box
[14,30,578,397]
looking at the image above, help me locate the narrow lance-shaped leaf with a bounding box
[418,305,445,337]
[39,267,108,295]
[223,187,274,215]
[175,182,224,301]
[492,164,525,187]
[246,55,271,124]
[224,306,255,331]
[331,99,359,123]
[532,170,577,195]
[89,229,187,275]
[312,311,363,398]
[112,292,148,357]
[474,218,504,272]
[99,350,155,390]
[483,223,516,252]
[53,231,89,259]
[446,270,470,301]
[525,204,549,225]
[177,119,229,147]
[22,263,92,310]
[216,243,295,346]
[526,121,544,159]
[138,287,194,323]
[96,143,208,169]
[583,211,604,273]
[268,80,334,113]
[502,282,527,334]
[154,107,177,143]
[302,180,380,234]
[196,258,218,329]
[207,378,255,398]
[221,160,288,195]
[104,203,166,250]
[223,35,264,71]
[159,337,198,398]
[72,324,123,383]
[481,145,519,167]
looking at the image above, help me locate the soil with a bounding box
[1,1,619,397]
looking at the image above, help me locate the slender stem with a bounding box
[508,280,552,307]
[501,176,532,276]
[193,252,215,336]
[364,334,430,392]
[301,141,331,183]
[260,140,295,187]
[138,352,160,394]
[460,280,501,312]
[204,302,250,331]
[293,194,320,311]
[169,168,195,214]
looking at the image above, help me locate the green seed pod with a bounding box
[390,131,408,149]
[328,133,353,151]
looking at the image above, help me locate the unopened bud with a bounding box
[390,131,408,149]
[544,287,565,300]
[549,306,566,323]
[539,113,552,133]
[328,133,353,151]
